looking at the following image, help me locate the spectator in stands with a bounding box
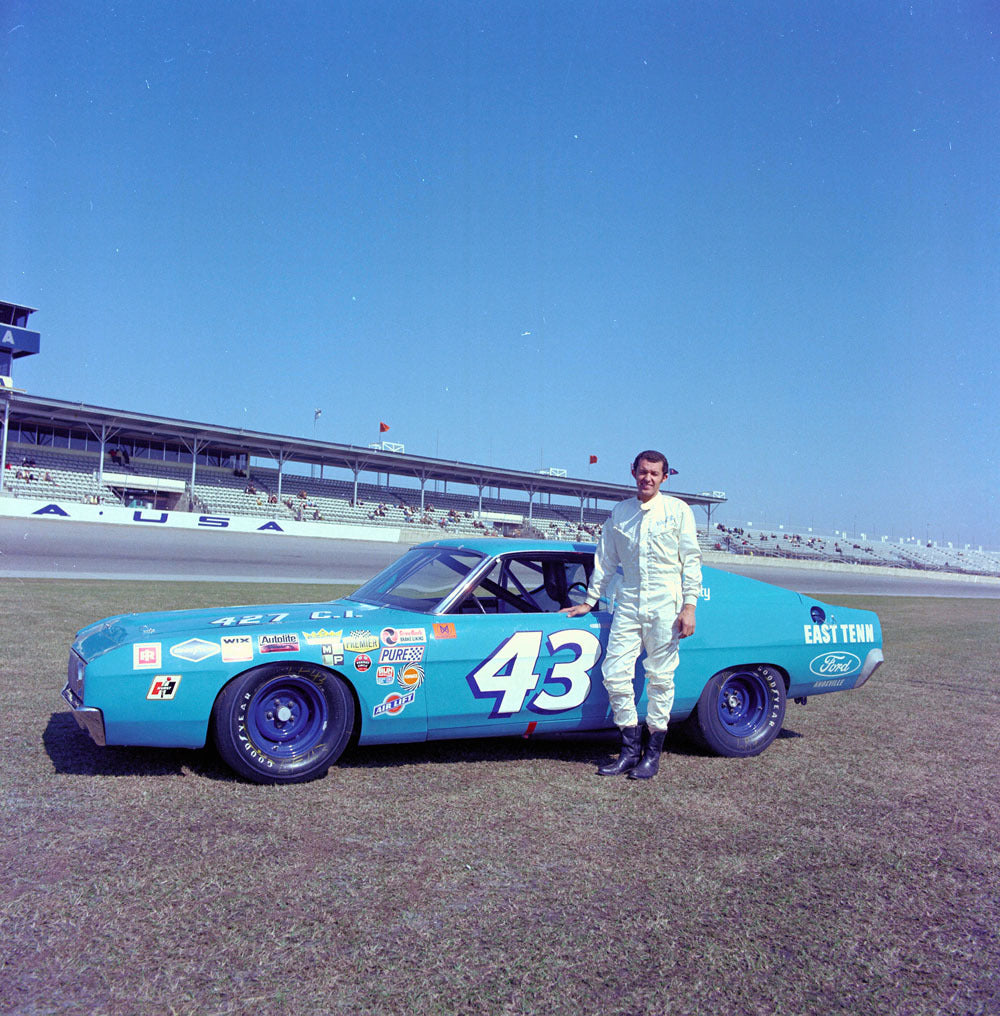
[562,451,701,781]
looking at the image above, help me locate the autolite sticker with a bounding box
[372,690,416,718]
[258,633,300,654]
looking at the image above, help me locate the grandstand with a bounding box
[4,405,999,576]
[2,299,997,577]
[0,393,726,546]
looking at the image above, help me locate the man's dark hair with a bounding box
[632,449,669,473]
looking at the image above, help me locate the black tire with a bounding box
[212,662,354,784]
[685,664,786,758]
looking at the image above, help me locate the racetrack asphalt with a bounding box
[2,515,999,597]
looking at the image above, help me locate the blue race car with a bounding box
[63,538,883,784]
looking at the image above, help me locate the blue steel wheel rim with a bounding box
[715,670,768,737]
[247,675,328,759]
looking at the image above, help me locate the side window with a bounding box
[451,555,595,615]
[564,561,591,605]
[457,563,503,614]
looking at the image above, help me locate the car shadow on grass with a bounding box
[42,712,232,780]
[43,711,805,782]
[337,723,802,770]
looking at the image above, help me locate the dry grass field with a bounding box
[1,579,997,1016]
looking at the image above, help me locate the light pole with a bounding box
[313,409,322,478]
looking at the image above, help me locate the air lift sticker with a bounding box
[372,690,417,718]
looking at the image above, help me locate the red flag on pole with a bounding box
[589,455,598,464]
[379,421,390,433]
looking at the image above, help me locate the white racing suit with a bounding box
[585,492,702,731]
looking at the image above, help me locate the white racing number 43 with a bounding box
[467,629,602,717]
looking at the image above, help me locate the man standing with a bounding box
[563,450,702,779]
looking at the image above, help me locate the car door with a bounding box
[422,553,616,739]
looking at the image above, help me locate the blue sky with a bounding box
[3,2,998,547]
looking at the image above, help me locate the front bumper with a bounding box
[61,684,107,745]
[63,648,107,746]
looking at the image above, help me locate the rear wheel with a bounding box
[212,662,354,784]
[686,665,786,758]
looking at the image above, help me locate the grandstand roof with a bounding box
[2,392,727,510]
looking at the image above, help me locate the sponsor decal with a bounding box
[378,645,425,665]
[432,622,457,640]
[343,630,379,653]
[377,665,396,683]
[700,587,711,601]
[380,626,427,646]
[133,642,162,669]
[220,634,254,662]
[146,675,181,700]
[258,633,300,654]
[169,638,221,663]
[803,623,876,645]
[398,664,424,690]
[302,628,343,648]
[813,678,847,689]
[372,689,417,718]
[354,653,373,673]
[321,644,345,666]
[809,652,862,678]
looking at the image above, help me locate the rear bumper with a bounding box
[853,648,884,689]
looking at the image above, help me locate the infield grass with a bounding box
[1,580,997,1016]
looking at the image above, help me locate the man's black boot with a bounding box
[597,725,642,776]
[628,728,667,780]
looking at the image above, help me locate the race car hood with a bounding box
[72,598,381,662]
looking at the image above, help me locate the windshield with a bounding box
[347,546,485,611]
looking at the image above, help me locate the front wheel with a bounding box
[212,662,354,784]
[685,665,786,758]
